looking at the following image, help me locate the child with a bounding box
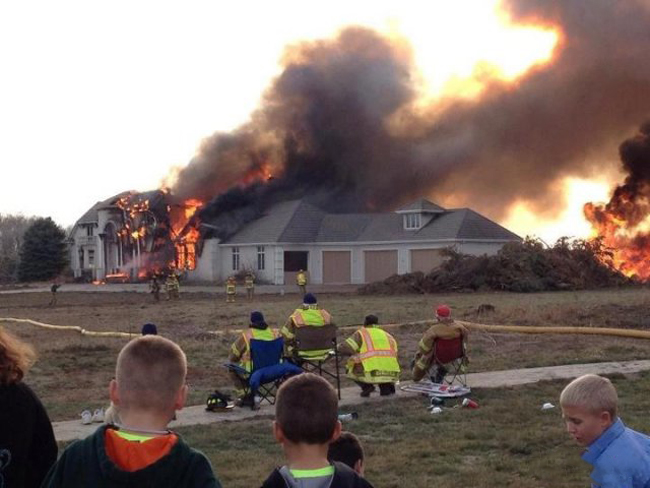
[560,374,650,487]
[261,373,374,488]
[42,336,221,487]
[328,431,365,476]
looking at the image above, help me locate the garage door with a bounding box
[411,249,445,273]
[322,251,351,284]
[364,250,398,283]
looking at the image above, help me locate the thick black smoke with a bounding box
[171,0,650,237]
[586,121,650,228]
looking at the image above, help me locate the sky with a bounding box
[0,0,612,241]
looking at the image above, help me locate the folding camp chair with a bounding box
[400,333,470,398]
[431,333,469,387]
[224,337,302,409]
[293,323,341,399]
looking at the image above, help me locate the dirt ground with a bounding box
[1,287,650,421]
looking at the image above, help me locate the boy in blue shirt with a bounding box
[560,374,650,488]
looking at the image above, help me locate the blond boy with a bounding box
[42,336,221,487]
[560,374,650,488]
[260,373,374,488]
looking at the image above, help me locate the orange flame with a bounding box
[584,201,650,280]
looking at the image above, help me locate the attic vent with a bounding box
[404,213,421,230]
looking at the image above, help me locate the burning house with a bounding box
[69,194,520,284]
[69,190,202,282]
[71,1,650,283]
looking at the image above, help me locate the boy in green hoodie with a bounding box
[42,335,221,487]
[261,373,374,488]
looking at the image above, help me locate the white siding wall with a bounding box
[213,240,511,284]
[187,238,220,282]
[219,244,277,284]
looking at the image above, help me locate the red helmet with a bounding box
[435,304,451,318]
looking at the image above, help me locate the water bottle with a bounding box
[338,412,359,421]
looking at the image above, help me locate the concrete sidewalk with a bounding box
[53,359,650,442]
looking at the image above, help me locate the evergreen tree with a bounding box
[18,217,68,282]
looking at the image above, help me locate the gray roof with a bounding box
[224,199,521,244]
[396,198,446,213]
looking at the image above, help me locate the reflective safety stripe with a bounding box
[240,328,277,371]
[291,466,335,478]
[226,284,235,293]
[345,336,360,351]
[291,309,331,327]
[354,327,400,377]
[114,430,156,443]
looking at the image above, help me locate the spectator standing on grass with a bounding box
[338,314,400,397]
[104,323,159,425]
[411,304,469,383]
[560,374,650,488]
[260,373,374,488]
[328,431,366,476]
[0,327,57,488]
[42,335,221,487]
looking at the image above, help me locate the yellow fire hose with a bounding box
[0,317,133,339]
[3,316,650,341]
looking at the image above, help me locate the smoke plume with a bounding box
[170,0,650,235]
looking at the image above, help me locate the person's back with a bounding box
[260,373,373,488]
[229,312,279,406]
[412,305,468,382]
[0,328,57,488]
[282,293,333,358]
[560,374,650,488]
[42,335,221,488]
[339,315,400,397]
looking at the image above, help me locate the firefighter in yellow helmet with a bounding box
[339,314,400,397]
[296,269,307,295]
[228,311,279,406]
[225,276,236,303]
[281,293,334,359]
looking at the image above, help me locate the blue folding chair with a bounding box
[225,337,302,409]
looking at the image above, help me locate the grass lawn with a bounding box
[1,288,650,420]
[178,372,650,488]
[3,287,649,486]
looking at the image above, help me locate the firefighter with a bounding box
[338,314,400,397]
[49,283,61,306]
[245,272,255,300]
[411,304,469,383]
[228,311,279,406]
[165,272,180,300]
[150,274,161,301]
[281,293,334,359]
[296,269,307,295]
[225,276,236,303]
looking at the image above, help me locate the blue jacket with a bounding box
[582,418,650,488]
